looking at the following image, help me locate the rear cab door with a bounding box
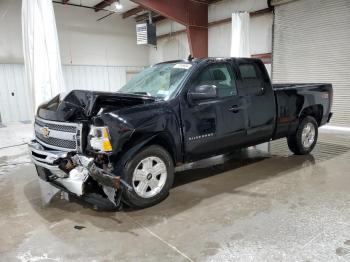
[234,59,276,143]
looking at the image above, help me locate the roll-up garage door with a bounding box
[272,0,350,127]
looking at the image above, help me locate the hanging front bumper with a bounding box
[28,140,129,198]
[28,140,68,177]
[28,140,91,196]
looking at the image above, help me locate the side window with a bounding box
[196,68,212,85]
[194,63,238,98]
[239,64,258,79]
[238,63,263,95]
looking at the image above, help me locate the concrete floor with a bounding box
[1,124,350,261]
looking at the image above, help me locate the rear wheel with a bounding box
[122,145,174,208]
[287,116,318,155]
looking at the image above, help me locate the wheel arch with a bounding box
[143,132,178,165]
[300,104,323,126]
[113,131,178,177]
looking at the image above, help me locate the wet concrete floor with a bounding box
[1,125,350,261]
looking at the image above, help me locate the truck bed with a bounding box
[272,83,333,139]
[273,83,331,90]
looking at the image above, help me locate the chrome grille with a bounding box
[35,132,77,149]
[35,118,76,133]
[35,117,82,151]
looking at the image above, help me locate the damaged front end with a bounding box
[29,140,131,208]
[28,90,152,208]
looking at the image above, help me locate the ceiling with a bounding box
[53,0,223,22]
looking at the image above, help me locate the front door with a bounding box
[180,62,247,162]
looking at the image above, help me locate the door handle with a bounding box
[229,105,243,113]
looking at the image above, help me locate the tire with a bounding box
[122,145,174,208]
[287,116,318,155]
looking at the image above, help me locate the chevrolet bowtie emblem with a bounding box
[42,126,50,138]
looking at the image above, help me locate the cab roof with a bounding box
[153,57,262,67]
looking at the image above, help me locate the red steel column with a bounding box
[187,26,208,59]
[131,0,208,58]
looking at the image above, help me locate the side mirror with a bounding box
[188,84,217,102]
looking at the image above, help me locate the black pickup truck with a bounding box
[28,58,333,208]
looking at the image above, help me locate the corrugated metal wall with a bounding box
[0,64,144,123]
[272,0,350,127]
[62,65,143,92]
[0,64,31,123]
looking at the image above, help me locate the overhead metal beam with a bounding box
[94,0,116,12]
[122,6,145,18]
[157,7,273,39]
[131,0,208,58]
[250,7,273,17]
[209,7,273,27]
[152,15,166,23]
[131,0,207,27]
[135,12,152,22]
[251,53,272,64]
[204,0,224,3]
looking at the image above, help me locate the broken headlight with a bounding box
[88,126,113,153]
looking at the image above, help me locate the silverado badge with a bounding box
[41,127,50,138]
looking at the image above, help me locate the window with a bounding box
[119,62,190,99]
[239,64,258,79]
[195,63,237,98]
[238,63,264,95]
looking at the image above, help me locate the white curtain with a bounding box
[22,0,65,118]
[230,12,250,58]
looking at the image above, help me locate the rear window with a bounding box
[239,64,258,79]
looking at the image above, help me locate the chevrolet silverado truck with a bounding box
[28,58,333,208]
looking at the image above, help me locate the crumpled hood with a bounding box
[37,90,155,122]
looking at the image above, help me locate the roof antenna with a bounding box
[187,54,193,61]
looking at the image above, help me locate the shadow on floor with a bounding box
[172,149,270,188]
[22,147,328,231]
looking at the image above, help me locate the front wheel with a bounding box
[122,145,174,208]
[287,116,318,155]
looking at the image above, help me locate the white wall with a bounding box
[148,20,189,65]
[0,0,150,123]
[55,4,149,66]
[0,64,30,123]
[149,33,189,65]
[0,0,23,64]
[0,0,273,122]
[149,0,272,64]
[209,0,272,57]
[209,13,273,57]
[208,0,268,22]
[0,0,271,67]
[156,20,186,36]
[0,64,144,122]
[0,0,149,66]
[62,64,144,91]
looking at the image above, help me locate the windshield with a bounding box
[119,62,192,99]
